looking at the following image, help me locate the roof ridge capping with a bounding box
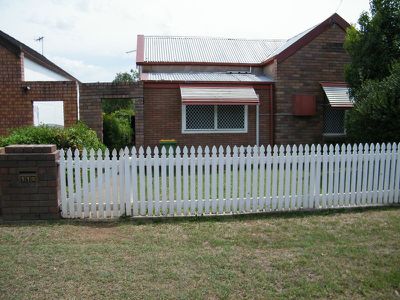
[144,35,285,42]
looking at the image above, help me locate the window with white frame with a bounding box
[182,105,247,133]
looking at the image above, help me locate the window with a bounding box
[182,105,247,133]
[33,101,64,127]
[323,105,345,135]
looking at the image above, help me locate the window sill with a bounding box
[182,129,248,134]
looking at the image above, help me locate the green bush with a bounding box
[0,122,105,151]
[345,61,400,143]
[103,109,133,150]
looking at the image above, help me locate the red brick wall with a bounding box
[273,23,350,145]
[0,45,78,136]
[79,82,144,147]
[143,84,272,149]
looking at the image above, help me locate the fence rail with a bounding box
[59,143,400,219]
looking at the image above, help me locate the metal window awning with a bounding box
[180,85,259,105]
[321,82,353,108]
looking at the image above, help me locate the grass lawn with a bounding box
[0,207,399,299]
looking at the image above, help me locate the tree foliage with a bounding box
[345,62,400,143]
[112,69,139,83]
[344,0,400,94]
[344,0,400,143]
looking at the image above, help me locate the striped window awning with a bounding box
[180,85,259,105]
[321,82,353,108]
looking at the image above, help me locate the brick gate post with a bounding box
[0,145,60,221]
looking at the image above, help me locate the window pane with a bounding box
[217,105,245,129]
[185,105,214,130]
[324,106,345,133]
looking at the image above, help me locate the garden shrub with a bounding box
[0,122,105,151]
[103,109,133,150]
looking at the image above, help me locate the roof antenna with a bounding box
[35,36,44,55]
[335,0,343,13]
[126,49,136,54]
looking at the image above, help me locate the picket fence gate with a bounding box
[59,143,400,219]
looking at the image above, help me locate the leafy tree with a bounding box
[113,69,139,83]
[344,0,400,94]
[344,0,400,143]
[345,62,400,143]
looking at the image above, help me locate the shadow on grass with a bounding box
[1,205,399,228]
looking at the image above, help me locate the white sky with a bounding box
[0,0,370,82]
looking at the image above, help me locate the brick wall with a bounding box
[0,45,78,136]
[273,23,350,145]
[79,82,144,147]
[143,84,272,149]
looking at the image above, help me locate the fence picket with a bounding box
[153,147,160,216]
[59,150,67,218]
[394,143,400,203]
[146,147,153,216]
[367,144,375,205]
[190,146,196,215]
[111,149,118,217]
[297,145,304,209]
[350,144,358,206]
[124,147,131,216]
[211,146,218,214]
[372,144,381,205]
[388,143,397,203]
[197,146,204,215]
[356,144,363,205]
[175,146,182,215]
[225,146,232,213]
[284,145,291,210]
[259,145,266,210]
[252,145,259,213]
[73,149,82,218]
[314,145,322,209]
[161,147,168,216]
[383,143,391,204]
[245,146,252,212]
[104,149,111,217]
[321,145,328,209]
[231,146,239,213]
[327,145,334,208]
[96,149,104,218]
[131,147,139,216]
[170,146,176,216]
[239,146,246,212]
[218,146,225,214]
[204,146,211,214]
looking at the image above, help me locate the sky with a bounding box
[0,0,371,82]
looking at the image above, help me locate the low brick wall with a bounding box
[0,145,60,221]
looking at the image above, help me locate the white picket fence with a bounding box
[59,143,400,219]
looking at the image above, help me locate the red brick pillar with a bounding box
[0,145,60,221]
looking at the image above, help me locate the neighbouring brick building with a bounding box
[137,13,353,148]
[0,30,80,136]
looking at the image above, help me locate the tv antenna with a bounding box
[35,36,44,55]
[126,49,136,54]
[335,0,344,13]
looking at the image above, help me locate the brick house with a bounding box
[136,13,353,148]
[0,30,80,136]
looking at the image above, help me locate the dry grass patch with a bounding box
[0,207,399,299]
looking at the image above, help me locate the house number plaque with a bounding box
[19,172,37,185]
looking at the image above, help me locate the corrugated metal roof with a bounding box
[267,25,317,59]
[321,83,353,108]
[181,86,259,105]
[142,72,273,82]
[143,36,285,64]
